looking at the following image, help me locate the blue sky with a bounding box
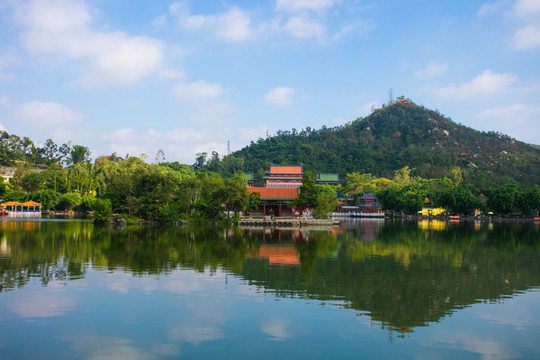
[1,0,539,164]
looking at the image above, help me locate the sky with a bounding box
[0,0,539,164]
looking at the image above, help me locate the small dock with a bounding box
[238,217,340,228]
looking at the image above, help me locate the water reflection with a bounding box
[0,219,539,335]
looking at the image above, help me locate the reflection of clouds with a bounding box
[62,334,159,360]
[480,313,538,331]
[168,323,224,345]
[261,318,291,341]
[152,343,180,356]
[437,334,520,360]
[103,272,159,294]
[7,293,77,318]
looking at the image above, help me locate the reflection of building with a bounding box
[249,245,300,266]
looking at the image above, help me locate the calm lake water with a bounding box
[1,218,539,359]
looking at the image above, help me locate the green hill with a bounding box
[204,100,540,189]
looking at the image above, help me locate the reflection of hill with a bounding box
[1,220,539,333]
[239,222,540,332]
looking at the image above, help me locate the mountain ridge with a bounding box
[205,100,540,189]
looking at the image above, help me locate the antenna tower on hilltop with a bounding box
[227,140,230,155]
[388,88,394,105]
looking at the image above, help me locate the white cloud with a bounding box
[173,80,226,103]
[264,86,295,106]
[435,70,517,100]
[514,0,540,18]
[476,103,539,120]
[415,61,448,78]
[16,101,84,127]
[215,8,253,42]
[478,1,506,16]
[475,103,540,145]
[283,16,326,40]
[276,0,341,13]
[13,0,164,87]
[174,6,253,42]
[0,96,9,106]
[510,0,540,50]
[512,25,540,49]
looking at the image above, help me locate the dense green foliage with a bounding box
[3,154,255,222]
[200,100,540,190]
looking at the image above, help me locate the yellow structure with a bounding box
[418,207,446,216]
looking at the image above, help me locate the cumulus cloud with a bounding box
[264,86,295,106]
[173,80,227,103]
[276,0,341,13]
[415,61,448,78]
[512,25,540,50]
[13,0,164,87]
[173,5,253,42]
[435,70,517,100]
[513,0,540,18]
[475,103,540,144]
[16,101,84,127]
[476,103,539,120]
[283,16,326,40]
[511,0,540,50]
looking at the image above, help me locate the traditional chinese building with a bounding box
[264,165,303,188]
[358,193,381,214]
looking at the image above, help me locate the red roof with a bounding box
[269,165,303,175]
[248,187,298,200]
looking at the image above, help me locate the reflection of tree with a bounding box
[0,222,259,291]
[2,221,540,335]
[240,221,540,333]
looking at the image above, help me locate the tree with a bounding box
[223,172,249,217]
[516,189,540,216]
[342,173,373,197]
[438,186,480,215]
[92,198,112,223]
[58,192,82,211]
[70,145,91,165]
[402,190,423,215]
[294,171,318,209]
[313,190,337,219]
[21,172,45,193]
[487,184,519,215]
[31,189,60,210]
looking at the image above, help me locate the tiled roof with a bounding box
[319,173,339,181]
[269,165,303,175]
[248,187,298,200]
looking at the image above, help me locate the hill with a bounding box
[204,100,540,189]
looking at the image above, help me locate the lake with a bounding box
[1,218,539,359]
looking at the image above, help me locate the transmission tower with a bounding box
[227,140,231,155]
[388,88,394,105]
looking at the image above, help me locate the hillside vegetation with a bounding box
[202,100,540,189]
